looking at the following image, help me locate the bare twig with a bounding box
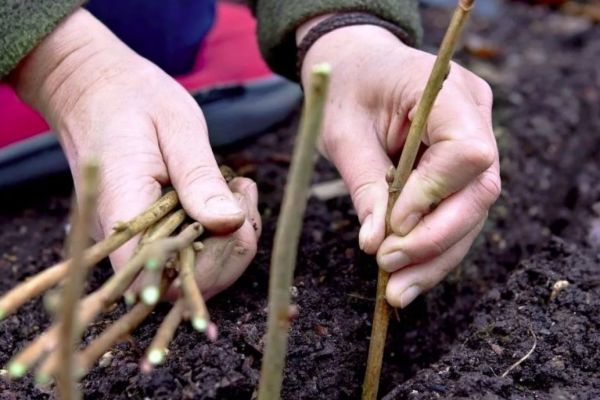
[178,246,209,332]
[257,64,331,400]
[362,1,477,398]
[125,209,187,303]
[8,223,201,380]
[75,275,175,378]
[140,209,187,245]
[142,300,184,371]
[140,260,167,306]
[7,330,52,379]
[33,224,203,382]
[501,328,537,378]
[0,191,179,320]
[57,161,99,400]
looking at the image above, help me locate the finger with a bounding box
[164,174,262,301]
[193,179,260,300]
[321,110,392,254]
[227,177,262,239]
[391,83,497,236]
[386,220,484,308]
[377,168,499,273]
[155,99,244,234]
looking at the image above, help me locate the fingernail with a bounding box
[379,250,411,272]
[397,212,421,236]
[400,285,422,308]
[358,214,373,251]
[205,196,243,216]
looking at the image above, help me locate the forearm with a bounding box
[9,9,132,126]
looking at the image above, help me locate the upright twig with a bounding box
[0,191,179,320]
[362,1,476,398]
[178,246,210,332]
[257,64,331,400]
[57,161,99,400]
[140,209,187,246]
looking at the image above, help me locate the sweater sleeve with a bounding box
[246,0,423,80]
[0,0,85,79]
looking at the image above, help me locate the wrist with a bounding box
[8,9,130,123]
[299,23,404,82]
[295,14,410,82]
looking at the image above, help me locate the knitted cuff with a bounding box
[253,0,422,82]
[296,12,413,80]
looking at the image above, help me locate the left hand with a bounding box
[298,20,500,308]
[9,9,261,301]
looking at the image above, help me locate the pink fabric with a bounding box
[177,2,271,90]
[0,2,271,149]
[0,87,48,148]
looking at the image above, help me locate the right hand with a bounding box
[10,9,261,298]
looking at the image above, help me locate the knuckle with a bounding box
[474,170,502,207]
[419,215,447,259]
[181,164,225,188]
[428,232,447,259]
[349,175,386,215]
[319,127,343,160]
[473,76,494,105]
[462,139,496,172]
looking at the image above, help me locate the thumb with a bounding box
[322,116,392,254]
[156,102,244,234]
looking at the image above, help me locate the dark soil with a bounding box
[1,2,599,399]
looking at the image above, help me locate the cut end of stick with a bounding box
[124,291,137,306]
[141,286,161,305]
[192,316,208,332]
[145,258,161,270]
[34,371,51,386]
[43,290,61,315]
[192,241,205,252]
[146,348,166,366]
[312,62,332,76]
[7,362,26,379]
[0,309,5,321]
[75,366,86,380]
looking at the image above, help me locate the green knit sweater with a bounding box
[0,0,421,81]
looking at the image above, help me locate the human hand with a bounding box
[10,9,261,299]
[298,20,500,308]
